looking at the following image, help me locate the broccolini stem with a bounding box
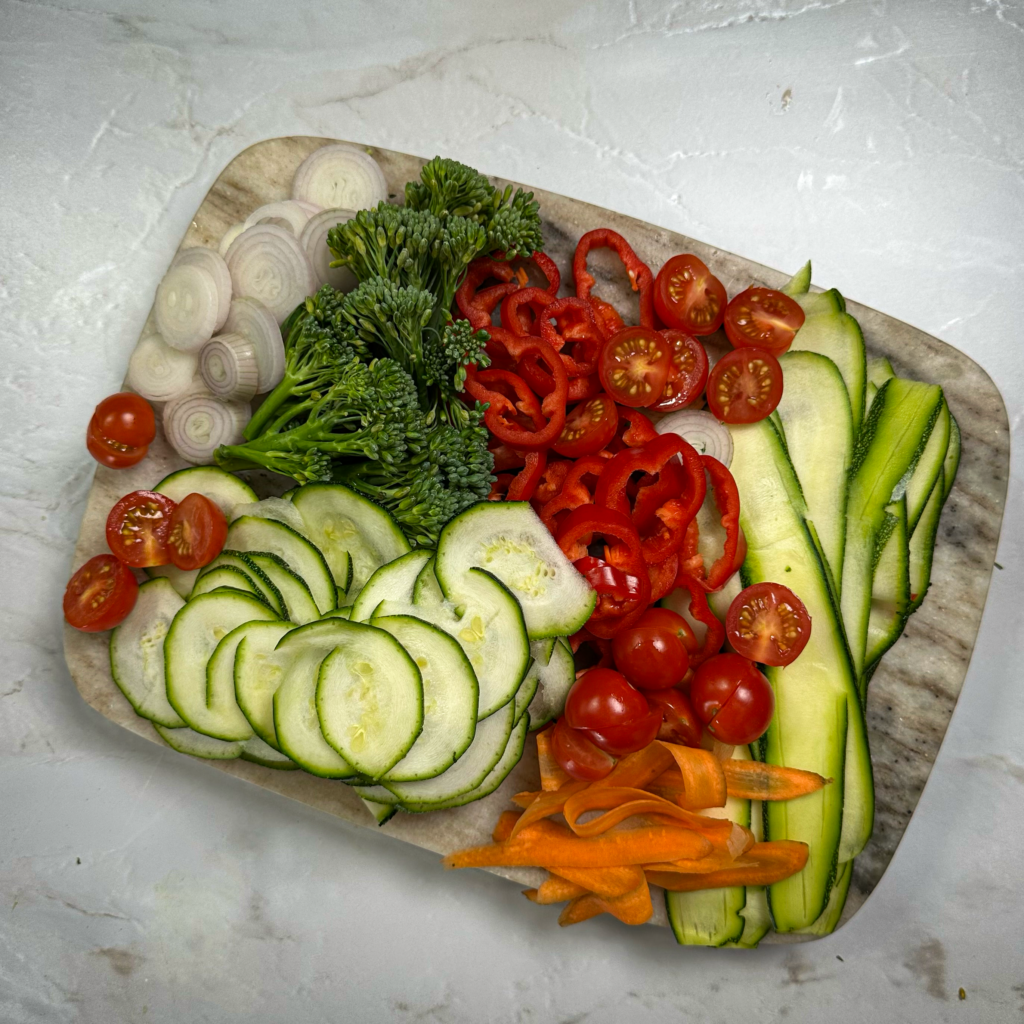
[244,371,301,440]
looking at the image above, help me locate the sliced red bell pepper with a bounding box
[507,449,547,501]
[669,574,725,667]
[557,505,650,638]
[589,296,625,339]
[675,456,747,592]
[539,297,604,378]
[573,228,655,329]
[606,406,658,452]
[533,457,571,505]
[568,373,603,402]
[489,473,514,501]
[648,553,679,603]
[569,627,614,670]
[529,251,560,295]
[538,453,611,532]
[457,257,517,330]
[465,365,565,453]
[573,555,644,604]
[501,287,556,336]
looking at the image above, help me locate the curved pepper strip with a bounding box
[557,505,651,638]
[507,449,547,501]
[607,406,658,452]
[529,251,560,295]
[456,257,517,330]
[573,228,656,329]
[589,296,625,339]
[569,627,615,671]
[501,287,557,337]
[538,453,611,532]
[533,458,572,505]
[669,574,725,667]
[568,373,603,402]
[489,441,527,472]
[676,455,747,592]
[539,297,604,377]
[465,366,565,453]
[647,552,679,603]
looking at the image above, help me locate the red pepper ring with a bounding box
[606,406,658,452]
[667,574,725,667]
[539,297,604,378]
[533,458,572,506]
[676,455,747,592]
[589,296,626,340]
[573,228,656,329]
[556,505,651,638]
[647,552,679,603]
[501,287,558,337]
[457,257,517,330]
[507,449,547,502]
[529,251,560,295]
[538,453,611,532]
[573,556,644,603]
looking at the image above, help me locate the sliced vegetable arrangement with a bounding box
[69,143,960,949]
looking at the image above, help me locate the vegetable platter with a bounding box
[63,136,1008,941]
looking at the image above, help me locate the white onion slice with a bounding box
[223,297,285,393]
[299,208,357,291]
[199,332,259,402]
[655,409,734,467]
[291,144,388,211]
[218,222,245,258]
[292,200,322,217]
[154,262,221,352]
[127,332,198,402]
[163,387,249,465]
[225,223,317,325]
[173,246,231,331]
[242,200,315,237]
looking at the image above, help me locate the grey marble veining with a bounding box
[64,136,1009,939]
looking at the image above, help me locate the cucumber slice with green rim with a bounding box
[796,288,845,319]
[154,466,257,517]
[197,552,286,617]
[350,549,434,622]
[774,351,853,588]
[865,356,895,412]
[410,714,528,812]
[723,886,771,948]
[794,858,853,936]
[165,591,276,740]
[322,606,352,619]
[362,799,398,825]
[371,615,479,782]
[109,578,187,728]
[240,734,299,770]
[864,498,910,674]
[226,516,335,615]
[781,260,811,296]
[525,636,575,730]
[271,622,360,778]
[435,502,595,640]
[241,551,320,624]
[943,413,961,499]
[905,399,950,536]
[291,483,410,595]
[144,563,199,600]
[190,565,270,606]
[380,701,515,810]
[154,723,243,760]
[233,621,297,748]
[412,554,444,607]
[316,619,424,780]
[514,661,540,726]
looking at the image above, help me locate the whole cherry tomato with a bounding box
[635,606,699,657]
[563,667,650,732]
[584,707,663,756]
[92,393,156,447]
[105,490,178,568]
[549,717,615,781]
[611,624,689,690]
[646,687,703,747]
[723,287,805,356]
[63,554,138,632]
[726,582,811,667]
[167,493,228,571]
[690,653,775,745]
[706,347,784,425]
[654,254,728,336]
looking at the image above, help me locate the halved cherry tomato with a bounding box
[63,554,138,632]
[92,393,156,449]
[550,717,616,781]
[552,395,619,458]
[584,707,663,756]
[726,582,811,667]
[652,330,709,411]
[564,667,650,732]
[86,416,148,469]
[654,254,728,336]
[105,490,177,568]
[167,493,228,571]
[636,606,699,657]
[705,347,784,424]
[690,653,775,745]
[598,326,672,408]
[647,687,703,747]
[611,623,689,690]
[723,287,805,356]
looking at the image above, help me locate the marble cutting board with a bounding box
[62,137,1009,941]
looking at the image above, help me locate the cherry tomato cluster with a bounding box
[63,489,228,633]
[87,393,157,469]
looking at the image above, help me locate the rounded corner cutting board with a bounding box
[63,137,1010,942]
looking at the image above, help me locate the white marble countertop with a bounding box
[2,1,1022,1021]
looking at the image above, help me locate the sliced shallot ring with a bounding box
[655,409,733,467]
[199,332,259,402]
[173,246,232,331]
[224,296,285,393]
[154,261,221,352]
[224,223,317,324]
[299,208,358,291]
[127,332,198,403]
[163,387,249,464]
[291,143,388,211]
[243,200,316,237]
[218,222,245,258]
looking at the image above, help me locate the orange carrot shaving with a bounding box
[550,865,646,898]
[656,742,727,809]
[442,825,713,870]
[492,810,522,842]
[642,851,739,873]
[536,728,571,791]
[526,874,590,904]
[644,841,809,892]
[511,790,542,809]
[562,786,736,839]
[721,759,829,801]
[557,879,653,926]
[509,778,588,839]
[591,743,675,791]
[558,894,607,926]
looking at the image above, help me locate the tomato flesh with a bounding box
[93,393,156,448]
[646,687,703,747]
[598,326,672,409]
[723,287,805,356]
[63,554,138,632]
[706,347,783,424]
[550,718,616,780]
[652,330,709,411]
[690,653,774,745]
[563,667,650,732]
[167,493,228,571]
[552,394,619,458]
[583,707,662,756]
[106,490,178,568]
[611,624,689,690]
[654,254,728,336]
[87,416,148,469]
[726,582,811,667]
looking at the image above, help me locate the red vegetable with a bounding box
[87,416,148,469]
[92,392,156,449]
[63,554,139,632]
[538,454,610,532]
[564,668,650,732]
[611,622,689,691]
[690,653,775,746]
[677,456,746,592]
[501,287,557,336]
[573,228,655,329]
[589,296,625,339]
[550,717,616,781]
[598,326,671,409]
[539,297,605,378]
[167,493,228,571]
[507,450,547,502]
[705,347,784,425]
[585,708,663,756]
[652,330,709,411]
[726,582,812,667]
[456,257,517,330]
[665,575,725,667]
[647,688,703,747]
[552,395,618,459]
[723,287,805,356]
[653,254,727,336]
[465,361,566,452]
[105,490,178,568]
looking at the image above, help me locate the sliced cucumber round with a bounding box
[144,563,199,599]
[513,661,540,727]
[197,551,286,617]
[435,502,595,640]
[314,620,423,780]
[350,549,434,622]
[525,636,575,730]
[154,466,257,517]
[241,550,319,624]
[233,621,296,748]
[190,565,270,607]
[154,723,243,760]
[240,734,299,770]
[372,615,479,783]
[109,578,187,728]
